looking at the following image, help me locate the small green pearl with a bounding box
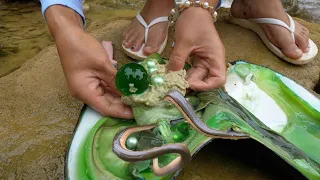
[151,75,165,86]
[146,53,166,64]
[146,60,156,68]
[173,132,183,142]
[177,122,189,133]
[126,136,138,150]
[148,67,158,74]
[184,62,192,71]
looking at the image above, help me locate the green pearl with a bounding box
[126,136,138,150]
[148,67,158,74]
[115,63,150,96]
[141,59,157,70]
[151,75,164,86]
[177,122,189,134]
[173,132,183,142]
[184,62,192,71]
[146,60,156,68]
[146,53,166,64]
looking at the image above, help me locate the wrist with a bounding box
[170,0,220,25]
[45,5,84,40]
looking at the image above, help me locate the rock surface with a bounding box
[0,10,319,179]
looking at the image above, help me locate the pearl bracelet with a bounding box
[169,0,218,26]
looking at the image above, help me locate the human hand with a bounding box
[45,5,133,119]
[168,7,226,91]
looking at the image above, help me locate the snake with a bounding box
[113,90,249,176]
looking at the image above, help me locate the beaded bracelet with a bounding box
[169,0,218,26]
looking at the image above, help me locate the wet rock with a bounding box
[7,28,18,32]
[0,8,319,179]
[26,30,45,38]
[1,46,19,54]
[20,8,35,13]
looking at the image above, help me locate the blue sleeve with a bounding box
[40,0,86,26]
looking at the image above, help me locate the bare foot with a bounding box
[122,0,173,56]
[231,0,310,60]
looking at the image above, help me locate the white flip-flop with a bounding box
[122,13,169,60]
[229,13,318,65]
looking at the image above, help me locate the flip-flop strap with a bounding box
[136,13,168,43]
[248,13,295,42]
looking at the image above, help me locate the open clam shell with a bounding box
[65,61,320,180]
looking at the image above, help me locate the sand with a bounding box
[0,10,319,179]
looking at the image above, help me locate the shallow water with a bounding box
[0,0,318,179]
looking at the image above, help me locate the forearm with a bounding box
[44,5,84,40]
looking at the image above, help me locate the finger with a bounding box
[203,75,226,90]
[186,66,209,91]
[100,78,122,97]
[80,82,133,119]
[168,40,191,71]
[186,66,208,81]
[201,60,226,90]
[101,90,133,119]
[92,47,121,96]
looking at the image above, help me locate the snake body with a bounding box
[113,90,248,176]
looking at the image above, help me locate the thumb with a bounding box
[168,41,191,71]
[97,62,121,96]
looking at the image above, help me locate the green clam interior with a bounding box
[66,61,320,180]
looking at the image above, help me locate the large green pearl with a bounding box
[126,136,138,150]
[115,63,150,96]
[151,75,165,86]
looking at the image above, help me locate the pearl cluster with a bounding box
[169,0,218,25]
[143,60,165,86]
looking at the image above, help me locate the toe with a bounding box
[122,19,146,50]
[131,34,145,52]
[262,24,304,60]
[125,32,139,49]
[281,41,303,60]
[143,22,167,55]
[143,43,160,55]
[301,26,310,36]
[295,33,310,53]
[296,25,310,53]
[122,25,135,46]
